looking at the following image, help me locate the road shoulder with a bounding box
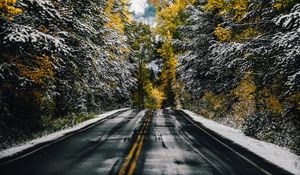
[0,108,129,164]
[179,109,300,175]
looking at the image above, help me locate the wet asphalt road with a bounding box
[0,109,292,175]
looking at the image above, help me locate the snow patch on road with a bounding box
[0,108,129,160]
[182,110,300,175]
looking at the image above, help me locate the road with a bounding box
[0,109,292,175]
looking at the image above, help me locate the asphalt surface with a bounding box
[0,109,292,175]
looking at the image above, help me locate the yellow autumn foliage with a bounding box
[104,0,131,34]
[206,0,258,42]
[148,88,165,109]
[145,83,165,109]
[205,0,226,12]
[258,88,284,114]
[158,35,178,91]
[150,0,159,6]
[266,96,283,114]
[33,90,44,105]
[205,0,248,21]
[207,0,295,43]
[120,0,132,23]
[272,0,292,10]
[230,0,248,21]
[0,0,22,20]
[16,55,54,85]
[214,24,232,42]
[287,92,300,111]
[155,0,194,108]
[202,91,226,112]
[156,0,195,36]
[232,72,256,126]
[234,27,260,42]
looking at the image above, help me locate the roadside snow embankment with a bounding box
[182,110,300,175]
[0,108,128,160]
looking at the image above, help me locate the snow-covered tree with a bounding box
[0,0,136,148]
[177,1,300,153]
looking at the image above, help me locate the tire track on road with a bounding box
[118,110,153,175]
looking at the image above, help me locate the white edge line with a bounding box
[179,110,272,175]
[0,109,129,166]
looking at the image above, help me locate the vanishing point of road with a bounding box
[0,109,292,175]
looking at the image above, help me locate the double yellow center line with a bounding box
[118,111,152,175]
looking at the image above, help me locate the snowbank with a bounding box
[0,108,129,160]
[182,110,300,175]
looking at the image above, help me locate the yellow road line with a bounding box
[118,135,141,175]
[118,113,152,175]
[128,134,146,175]
[128,117,150,175]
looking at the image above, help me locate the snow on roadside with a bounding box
[182,110,300,175]
[0,108,129,160]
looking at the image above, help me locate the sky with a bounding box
[129,0,156,26]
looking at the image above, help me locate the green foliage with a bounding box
[157,35,179,107]
[126,22,153,55]
[127,22,156,108]
[133,62,151,108]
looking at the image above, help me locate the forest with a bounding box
[0,0,299,155]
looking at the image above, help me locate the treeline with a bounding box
[0,0,137,149]
[150,0,299,153]
[1,0,299,154]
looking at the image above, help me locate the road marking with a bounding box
[128,135,146,175]
[118,135,141,175]
[118,111,152,175]
[0,109,129,167]
[179,110,272,175]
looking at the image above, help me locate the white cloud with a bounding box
[129,0,149,15]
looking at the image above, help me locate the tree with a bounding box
[0,0,22,20]
[0,0,136,149]
[176,1,300,152]
[126,21,166,109]
[155,0,195,108]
